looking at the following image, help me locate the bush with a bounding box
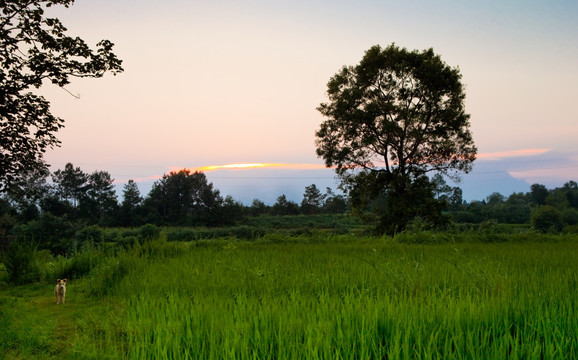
[12,213,80,255]
[138,224,161,241]
[531,205,563,233]
[117,235,139,249]
[165,228,197,242]
[76,225,104,244]
[2,242,43,284]
[51,245,104,280]
[561,208,578,226]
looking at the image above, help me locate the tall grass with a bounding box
[64,236,578,359]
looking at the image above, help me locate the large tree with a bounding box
[0,0,123,191]
[144,170,224,226]
[315,44,476,233]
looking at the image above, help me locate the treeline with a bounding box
[359,174,578,233]
[1,163,577,246]
[435,177,578,232]
[0,163,347,230]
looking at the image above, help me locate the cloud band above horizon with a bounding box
[169,148,552,175]
[176,163,329,172]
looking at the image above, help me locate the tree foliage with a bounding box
[143,169,224,226]
[315,44,476,233]
[51,162,87,207]
[120,179,142,226]
[322,187,347,214]
[529,183,548,206]
[84,170,117,221]
[0,0,123,190]
[5,161,50,220]
[272,194,300,216]
[531,205,563,233]
[301,184,325,215]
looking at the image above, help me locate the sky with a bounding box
[39,0,578,204]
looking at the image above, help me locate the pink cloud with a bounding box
[508,167,577,183]
[477,148,551,160]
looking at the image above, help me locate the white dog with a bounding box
[55,279,67,304]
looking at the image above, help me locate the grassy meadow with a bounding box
[1,232,577,359]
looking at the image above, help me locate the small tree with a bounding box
[250,199,269,216]
[315,44,476,234]
[272,195,300,216]
[301,184,325,215]
[120,179,143,226]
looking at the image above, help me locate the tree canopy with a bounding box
[0,0,123,191]
[143,170,224,226]
[315,44,477,233]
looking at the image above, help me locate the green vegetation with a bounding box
[1,232,577,359]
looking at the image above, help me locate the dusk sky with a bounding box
[40,0,578,204]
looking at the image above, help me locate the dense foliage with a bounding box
[316,44,476,234]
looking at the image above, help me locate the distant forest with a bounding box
[1,162,577,238]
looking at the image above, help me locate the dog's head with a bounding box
[56,279,67,288]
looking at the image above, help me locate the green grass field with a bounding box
[1,233,577,359]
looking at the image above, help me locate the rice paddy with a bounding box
[1,234,577,359]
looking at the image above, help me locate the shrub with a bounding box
[531,205,563,233]
[12,213,80,255]
[117,235,139,249]
[2,242,42,284]
[138,224,161,241]
[165,228,197,242]
[76,225,104,244]
[51,245,104,280]
[561,208,578,226]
